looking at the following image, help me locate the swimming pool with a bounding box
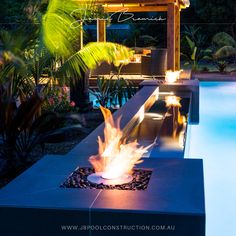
[185,82,236,236]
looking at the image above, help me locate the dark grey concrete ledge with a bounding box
[192,73,236,81]
[0,158,205,236]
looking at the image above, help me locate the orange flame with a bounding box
[89,106,150,180]
[165,70,183,83]
[165,95,181,107]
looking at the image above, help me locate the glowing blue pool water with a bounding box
[185,82,236,236]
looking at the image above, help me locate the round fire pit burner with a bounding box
[87,172,133,185]
[61,168,152,190]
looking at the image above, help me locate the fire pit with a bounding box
[62,105,153,189]
[61,167,152,190]
[87,171,133,186]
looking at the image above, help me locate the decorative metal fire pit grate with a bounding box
[61,167,152,191]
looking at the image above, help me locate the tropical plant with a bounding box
[0,0,133,176]
[214,61,228,73]
[42,0,131,73]
[0,0,132,107]
[181,35,211,71]
[0,0,132,110]
[0,28,35,98]
[90,75,136,109]
[201,32,236,72]
[211,32,236,72]
[212,32,236,53]
[42,0,132,109]
[0,85,84,174]
[112,77,136,108]
[89,76,115,108]
[182,26,207,48]
[181,26,212,71]
[0,0,44,28]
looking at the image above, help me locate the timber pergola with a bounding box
[85,0,190,70]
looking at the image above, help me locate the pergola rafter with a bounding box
[96,0,189,7]
[103,5,168,12]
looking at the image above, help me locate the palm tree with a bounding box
[0,0,132,107]
[0,0,133,171]
[41,0,131,109]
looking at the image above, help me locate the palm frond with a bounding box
[59,42,132,78]
[212,32,236,48]
[214,46,236,59]
[25,46,55,85]
[185,36,195,51]
[42,0,95,57]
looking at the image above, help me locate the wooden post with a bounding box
[97,19,106,42]
[175,6,181,70]
[80,21,84,49]
[167,3,176,71]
